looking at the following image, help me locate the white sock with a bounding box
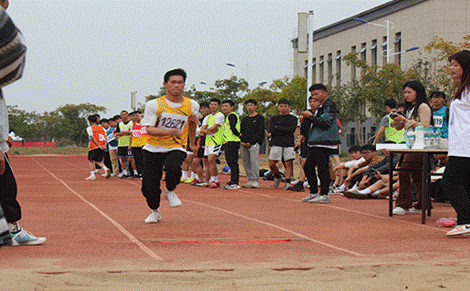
[359,188,371,194]
[90,171,95,176]
[102,166,108,171]
[123,169,128,176]
[182,171,188,180]
[371,190,380,196]
[338,184,346,190]
[193,174,199,180]
[214,176,219,183]
[134,169,138,175]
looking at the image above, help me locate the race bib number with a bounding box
[157,112,188,134]
[98,134,106,142]
[132,130,142,138]
[433,116,443,128]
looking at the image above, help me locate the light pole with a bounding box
[353,18,419,63]
[306,10,314,109]
[130,91,137,110]
[226,63,250,87]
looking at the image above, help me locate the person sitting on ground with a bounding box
[344,169,400,199]
[332,145,364,192]
[342,144,383,190]
[344,148,400,196]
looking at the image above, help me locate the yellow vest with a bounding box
[223,112,241,143]
[384,115,406,144]
[146,96,192,148]
[205,113,224,146]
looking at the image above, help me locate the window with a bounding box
[312,58,316,83]
[336,51,341,86]
[327,53,333,86]
[351,46,356,81]
[382,36,388,65]
[371,39,377,67]
[347,128,357,147]
[394,32,402,65]
[319,56,324,83]
[360,43,367,62]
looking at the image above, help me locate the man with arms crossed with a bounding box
[141,68,199,223]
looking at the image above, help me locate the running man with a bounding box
[141,68,199,223]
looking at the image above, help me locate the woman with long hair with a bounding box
[442,50,470,236]
[391,81,433,215]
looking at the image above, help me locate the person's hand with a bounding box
[241,142,247,148]
[295,140,301,148]
[300,110,313,118]
[0,152,5,176]
[99,145,106,150]
[167,128,182,138]
[128,145,132,151]
[245,142,252,148]
[7,136,13,148]
[190,144,198,154]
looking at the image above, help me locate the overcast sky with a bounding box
[4,0,389,116]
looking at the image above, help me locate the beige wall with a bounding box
[294,0,470,85]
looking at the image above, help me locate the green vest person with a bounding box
[221,100,241,189]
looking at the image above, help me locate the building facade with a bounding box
[292,0,470,151]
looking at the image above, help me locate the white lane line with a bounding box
[235,189,447,232]
[32,157,164,262]
[185,199,365,257]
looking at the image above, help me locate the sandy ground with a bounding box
[2,262,470,290]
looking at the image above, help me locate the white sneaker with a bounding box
[303,181,310,188]
[273,178,281,188]
[251,181,259,188]
[145,209,161,223]
[301,193,319,202]
[224,184,241,190]
[446,224,470,236]
[309,195,331,204]
[85,175,96,180]
[94,169,101,174]
[243,181,253,188]
[164,189,182,207]
[408,207,422,214]
[392,207,408,215]
[10,228,46,246]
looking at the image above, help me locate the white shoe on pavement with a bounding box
[392,207,408,215]
[251,181,259,188]
[164,189,182,207]
[301,193,319,202]
[308,195,331,204]
[145,209,161,223]
[10,228,46,246]
[85,175,96,180]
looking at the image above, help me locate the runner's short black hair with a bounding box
[384,99,397,109]
[99,118,108,124]
[199,101,210,108]
[430,91,446,100]
[308,84,327,92]
[222,100,235,107]
[209,98,221,105]
[164,68,187,83]
[278,99,290,106]
[87,115,98,123]
[244,99,257,106]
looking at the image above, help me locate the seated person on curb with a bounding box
[342,144,383,191]
[332,145,364,192]
[350,148,400,192]
[344,169,400,199]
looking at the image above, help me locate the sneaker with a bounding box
[408,207,422,214]
[197,181,209,187]
[224,183,241,190]
[94,169,101,174]
[446,224,470,236]
[184,177,194,183]
[144,209,161,223]
[392,207,408,215]
[210,181,221,188]
[284,182,292,190]
[288,182,305,192]
[273,178,281,188]
[301,193,319,202]
[343,189,370,199]
[121,174,130,179]
[243,181,253,188]
[251,181,259,188]
[164,189,182,207]
[85,175,96,180]
[189,179,199,186]
[309,195,331,204]
[10,228,46,246]
[180,177,185,182]
[303,181,310,188]
[117,172,124,178]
